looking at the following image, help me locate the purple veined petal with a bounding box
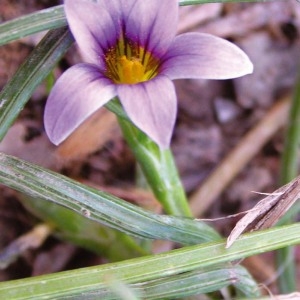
[117,76,177,148]
[44,63,117,145]
[64,0,123,67]
[161,33,253,80]
[65,0,178,65]
[124,0,178,57]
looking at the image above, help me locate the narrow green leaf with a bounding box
[0,27,73,141]
[0,224,299,299]
[20,195,148,261]
[276,68,300,292]
[0,5,66,46]
[140,266,259,299]
[0,152,219,244]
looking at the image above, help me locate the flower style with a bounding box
[44,0,253,148]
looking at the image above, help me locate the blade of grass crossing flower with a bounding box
[0,27,73,141]
[0,152,219,244]
[2,224,300,299]
[0,5,66,46]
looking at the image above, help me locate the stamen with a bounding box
[105,36,159,84]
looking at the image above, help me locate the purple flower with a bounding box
[44,0,253,148]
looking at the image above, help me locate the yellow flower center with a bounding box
[104,37,159,84]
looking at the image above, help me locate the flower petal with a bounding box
[64,0,122,66]
[123,0,178,57]
[65,0,178,66]
[118,76,177,148]
[44,64,117,145]
[161,33,253,80]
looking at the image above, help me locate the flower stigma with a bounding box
[105,37,159,84]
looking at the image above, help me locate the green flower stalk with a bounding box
[118,116,192,217]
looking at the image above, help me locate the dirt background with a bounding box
[0,0,300,295]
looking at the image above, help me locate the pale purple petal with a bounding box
[117,76,177,148]
[122,0,178,57]
[64,0,122,67]
[44,64,117,145]
[65,0,178,66]
[161,33,253,80]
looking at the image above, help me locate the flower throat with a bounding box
[105,37,159,84]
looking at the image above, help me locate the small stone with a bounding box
[214,97,242,123]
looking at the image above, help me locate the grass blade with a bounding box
[0,5,66,46]
[0,224,299,299]
[0,152,219,244]
[0,27,73,141]
[276,68,300,292]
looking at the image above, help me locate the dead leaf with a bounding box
[226,176,300,248]
[0,224,52,269]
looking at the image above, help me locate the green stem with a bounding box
[118,118,192,217]
[277,68,300,292]
[279,74,300,185]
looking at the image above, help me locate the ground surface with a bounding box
[0,0,300,295]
